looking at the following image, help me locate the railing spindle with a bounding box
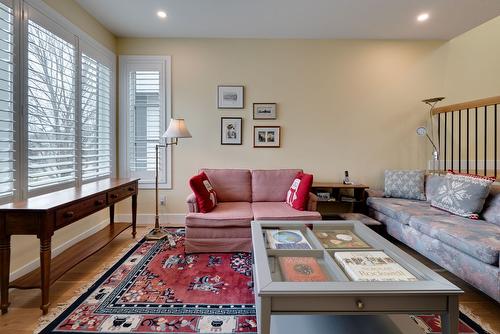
[444,113,448,172]
[459,109,462,173]
[467,109,470,174]
[438,113,441,173]
[475,107,478,175]
[495,104,497,179]
[484,106,487,176]
[451,111,454,171]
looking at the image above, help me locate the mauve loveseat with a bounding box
[185,169,321,253]
[366,175,500,302]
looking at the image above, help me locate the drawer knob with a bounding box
[64,211,74,218]
[128,187,134,191]
[95,200,104,205]
[356,300,364,310]
[110,194,118,199]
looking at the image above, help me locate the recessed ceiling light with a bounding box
[417,13,429,22]
[157,11,167,19]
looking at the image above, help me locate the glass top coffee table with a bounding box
[251,220,463,334]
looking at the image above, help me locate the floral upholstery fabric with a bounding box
[366,197,451,225]
[368,209,500,302]
[384,170,426,200]
[431,173,494,219]
[424,174,444,201]
[408,215,500,265]
[482,187,500,227]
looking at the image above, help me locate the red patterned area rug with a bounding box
[38,229,257,333]
[37,229,489,334]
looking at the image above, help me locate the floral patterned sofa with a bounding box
[366,175,500,302]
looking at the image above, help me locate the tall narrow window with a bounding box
[27,19,76,191]
[119,56,171,188]
[81,53,111,181]
[0,2,14,200]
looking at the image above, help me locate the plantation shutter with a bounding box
[0,1,14,200]
[81,52,111,181]
[128,70,165,183]
[26,13,76,191]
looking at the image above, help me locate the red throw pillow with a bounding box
[286,172,313,211]
[189,172,218,213]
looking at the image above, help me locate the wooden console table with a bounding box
[0,178,139,315]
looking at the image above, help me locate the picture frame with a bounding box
[254,126,280,148]
[221,117,242,145]
[253,103,277,120]
[217,85,244,109]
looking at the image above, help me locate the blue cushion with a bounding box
[409,215,500,265]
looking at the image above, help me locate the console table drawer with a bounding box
[107,184,137,203]
[272,295,447,313]
[55,194,107,227]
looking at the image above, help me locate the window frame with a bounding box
[118,55,172,189]
[0,0,116,204]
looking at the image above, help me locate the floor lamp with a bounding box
[146,118,192,241]
[417,97,445,174]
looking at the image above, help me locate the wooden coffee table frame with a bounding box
[251,221,462,334]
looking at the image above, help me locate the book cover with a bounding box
[266,229,312,250]
[278,257,329,282]
[314,230,370,249]
[334,251,417,282]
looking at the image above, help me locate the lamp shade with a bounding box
[162,118,192,139]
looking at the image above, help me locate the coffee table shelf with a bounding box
[251,220,463,334]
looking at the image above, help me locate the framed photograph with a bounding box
[218,85,244,109]
[221,117,242,145]
[253,103,277,119]
[254,126,280,148]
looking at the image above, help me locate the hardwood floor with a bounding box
[0,225,498,334]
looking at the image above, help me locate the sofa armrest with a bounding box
[186,193,199,213]
[365,189,384,198]
[307,192,318,211]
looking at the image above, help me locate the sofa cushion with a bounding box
[185,202,253,228]
[252,202,321,220]
[202,169,252,202]
[366,197,451,225]
[286,172,313,211]
[251,169,302,202]
[482,184,500,227]
[409,215,500,265]
[431,171,495,219]
[189,172,218,213]
[384,170,426,200]
[425,174,445,202]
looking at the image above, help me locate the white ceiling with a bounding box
[76,0,500,40]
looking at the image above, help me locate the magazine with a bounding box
[334,251,417,282]
[278,257,329,282]
[313,230,370,249]
[265,229,312,249]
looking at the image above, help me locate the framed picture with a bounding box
[253,103,277,120]
[254,126,280,148]
[218,85,244,109]
[221,117,242,145]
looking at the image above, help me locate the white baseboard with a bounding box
[10,219,110,282]
[115,213,186,226]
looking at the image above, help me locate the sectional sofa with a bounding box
[185,169,321,253]
[367,175,500,302]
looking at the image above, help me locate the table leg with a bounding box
[258,297,271,334]
[441,295,459,334]
[131,193,137,238]
[109,204,115,227]
[0,235,10,314]
[39,237,51,315]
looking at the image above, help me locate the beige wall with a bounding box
[43,0,116,51]
[10,1,117,276]
[442,16,500,103]
[115,38,447,215]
